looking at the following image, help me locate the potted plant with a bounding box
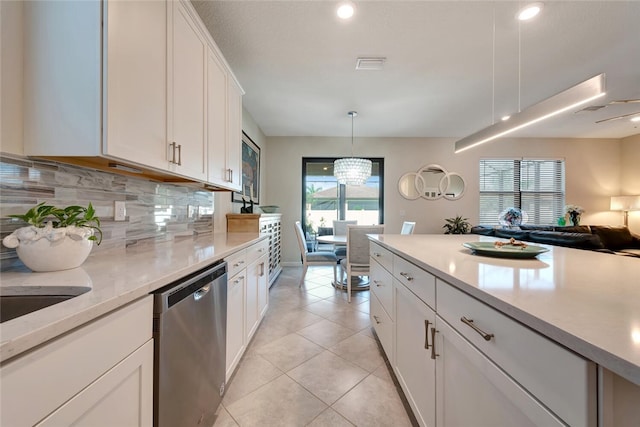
[2,202,102,272]
[565,204,585,226]
[443,215,471,234]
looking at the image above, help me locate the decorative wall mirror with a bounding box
[398,164,466,201]
[416,164,448,200]
[398,172,424,200]
[443,172,465,200]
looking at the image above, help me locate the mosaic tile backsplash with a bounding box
[0,155,214,267]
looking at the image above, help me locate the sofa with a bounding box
[471,224,640,257]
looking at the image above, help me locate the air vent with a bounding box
[355,57,386,70]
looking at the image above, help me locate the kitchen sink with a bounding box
[0,291,89,323]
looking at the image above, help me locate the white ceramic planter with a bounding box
[2,223,94,272]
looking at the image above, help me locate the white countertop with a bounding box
[370,234,640,386]
[0,232,266,363]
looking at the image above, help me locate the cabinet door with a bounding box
[168,1,207,180]
[394,281,436,427]
[36,340,153,427]
[434,318,564,427]
[104,0,167,170]
[207,48,230,187]
[226,272,246,381]
[245,258,260,341]
[257,254,269,318]
[227,78,243,190]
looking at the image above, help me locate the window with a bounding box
[302,158,384,234]
[479,159,565,225]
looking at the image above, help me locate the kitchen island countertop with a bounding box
[0,232,266,363]
[370,234,640,385]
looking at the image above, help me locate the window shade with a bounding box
[479,159,565,225]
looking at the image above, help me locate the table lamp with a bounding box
[610,195,640,226]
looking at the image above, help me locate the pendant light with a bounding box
[454,5,606,154]
[334,111,372,186]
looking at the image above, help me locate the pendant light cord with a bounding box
[518,3,522,112]
[492,4,495,124]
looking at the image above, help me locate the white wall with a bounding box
[266,136,625,264]
[0,0,24,155]
[620,134,640,232]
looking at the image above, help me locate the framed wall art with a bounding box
[232,132,260,204]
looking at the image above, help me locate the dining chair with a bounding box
[401,221,416,235]
[340,224,385,302]
[333,220,357,261]
[294,221,338,287]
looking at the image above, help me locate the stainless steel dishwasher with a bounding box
[153,260,227,427]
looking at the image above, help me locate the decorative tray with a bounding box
[463,242,549,259]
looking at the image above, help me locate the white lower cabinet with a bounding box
[394,280,436,427]
[373,244,597,427]
[0,296,153,427]
[224,239,269,381]
[226,270,246,381]
[434,318,563,427]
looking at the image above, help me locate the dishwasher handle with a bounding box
[194,284,211,301]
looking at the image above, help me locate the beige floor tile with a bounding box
[329,333,385,372]
[304,299,352,318]
[371,363,395,385]
[328,289,370,305]
[359,326,375,339]
[306,285,341,299]
[222,354,283,405]
[306,408,354,427]
[288,350,369,405]
[225,374,327,427]
[326,308,371,331]
[256,333,325,371]
[245,319,291,352]
[333,375,413,427]
[354,300,370,314]
[263,308,325,333]
[297,319,358,348]
[213,406,239,427]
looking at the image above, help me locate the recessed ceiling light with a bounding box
[631,116,640,122]
[337,2,355,19]
[517,2,543,21]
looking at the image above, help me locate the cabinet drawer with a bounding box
[370,242,393,273]
[370,293,393,362]
[226,249,247,278]
[436,280,596,427]
[393,255,435,310]
[246,239,269,265]
[370,260,393,319]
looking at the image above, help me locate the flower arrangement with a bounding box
[564,204,585,226]
[499,207,523,227]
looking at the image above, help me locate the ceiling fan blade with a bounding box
[608,99,640,104]
[595,111,640,124]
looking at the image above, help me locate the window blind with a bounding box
[479,159,565,225]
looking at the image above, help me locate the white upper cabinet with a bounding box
[22,0,242,185]
[104,0,168,171]
[168,1,207,181]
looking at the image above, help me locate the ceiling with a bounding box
[192,1,640,140]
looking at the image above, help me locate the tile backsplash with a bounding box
[0,155,214,266]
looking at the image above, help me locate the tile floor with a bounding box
[214,266,415,427]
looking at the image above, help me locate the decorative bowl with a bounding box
[259,206,279,213]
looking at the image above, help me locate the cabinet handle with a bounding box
[374,280,383,287]
[399,272,413,281]
[372,252,381,257]
[424,319,431,349]
[227,168,233,182]
[430,327,438,359]
[169,142,176,164]
[461,316,494,341]
[260,262,265,277]
[233,276,245,284]
[373,315,381,324]
[233,260,244,267]
[176,144,182,165]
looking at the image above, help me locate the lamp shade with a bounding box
[334,157,372,186]
[610,195,640,211]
